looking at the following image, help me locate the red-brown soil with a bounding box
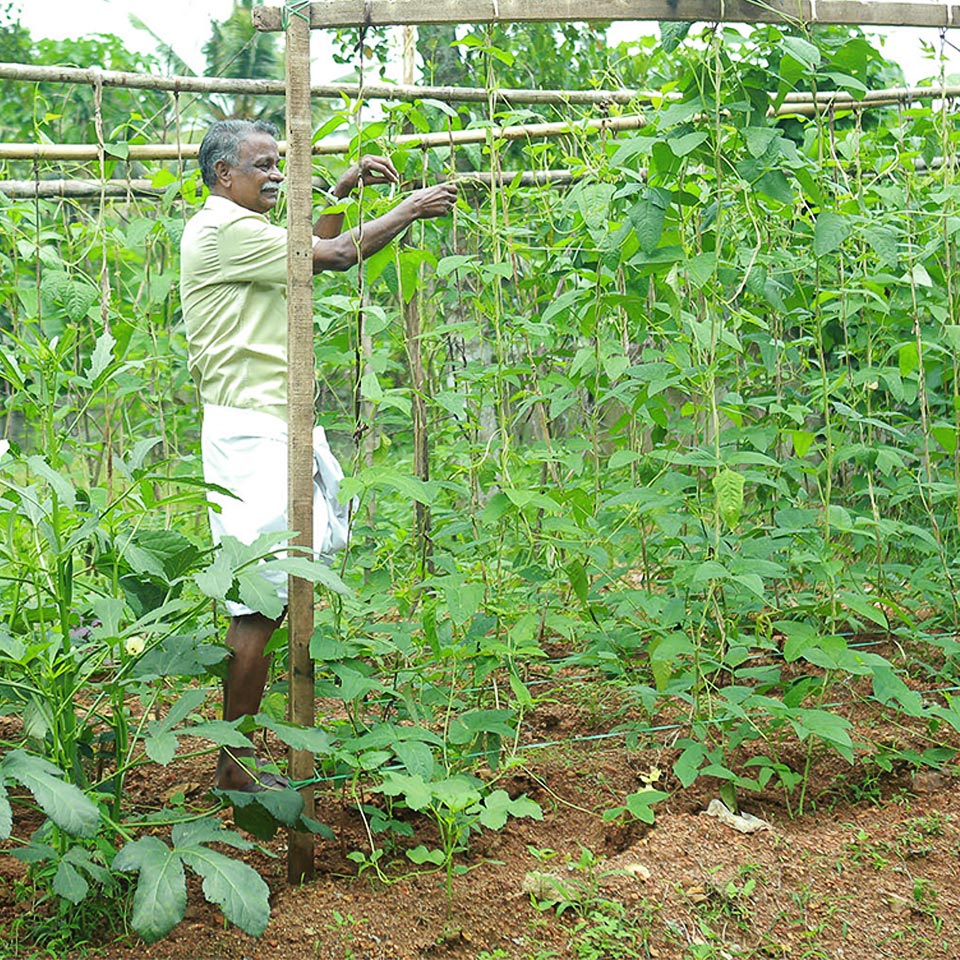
[3,656,960,960]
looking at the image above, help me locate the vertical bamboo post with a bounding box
[285,10,315,884]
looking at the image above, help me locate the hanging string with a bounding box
[352,20,370,448]
[33,149,41,327]
[92,66,115,500]
[92,67,111,336]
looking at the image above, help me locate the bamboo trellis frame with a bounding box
[245,0,960,887]
[3,86,957,164]
[1,60,956,113]
[252,0,960,29]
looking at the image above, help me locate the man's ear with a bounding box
[214,159,231,186]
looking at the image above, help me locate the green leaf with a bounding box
[406,845,445,866]
[477,790,543,829]
[87,330,117,381]
[782,35,821,71]
[1,751,99,838]
[814,211,851,257]
[443,579,484,626]
[180,847,270,938]
[712,469,745,528]
[237,567,286,620]
[673,741,707,788]
[566,559,589,605]
[256,715,334,754]
[743,126,778,158]
[114,835,187,944]
[0,784,11,839]
[660,20,691,54]
[188,721,252,750]
[53,858,89,904]
[380,771,432,811]
[227,788,305,841]
[789,709,854,762]
[625,788,670,824]
[629,187,671,254]
[669,132,708,157]
[394,740,436,781]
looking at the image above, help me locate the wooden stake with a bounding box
[285,9,316,886]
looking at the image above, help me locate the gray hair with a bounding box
[198,119,280,188]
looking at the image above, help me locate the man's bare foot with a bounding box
[216,749,289,792]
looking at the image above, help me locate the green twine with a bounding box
[281,0,311,29]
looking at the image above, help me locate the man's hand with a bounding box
[334,155,400,197]
[409,181,458,220]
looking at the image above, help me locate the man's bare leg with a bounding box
[216,611,283,790]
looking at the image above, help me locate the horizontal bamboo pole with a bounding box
[253,0,960,30]
[0,169,580,200]
[0,62,955,113]
[4,82,952,163]
[0,61,652,107]
[0,169,584,203]
[0,178,162,198]
[0,114,650,161]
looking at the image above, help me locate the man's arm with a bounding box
[310,154,457,273]
[312,182,457,273]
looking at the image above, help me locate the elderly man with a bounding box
[180,119,456,790]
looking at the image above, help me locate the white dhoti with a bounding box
[200,403,350,617]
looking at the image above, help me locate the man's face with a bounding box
[215,132,283,213]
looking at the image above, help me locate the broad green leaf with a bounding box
[782,35,821,71]
[87,330,117,381]
[0,785,11,839]
[180,847,270,938]
[629,188,671,254]
[625,789,670,824]
[871,664,924,715]
[332,663,383,701]
[394,740,436,781]
[673,741,707,788]
[791,429,816,458]
[712,469,745,528]
[114,835,187,944]
[380,771,432,811]
[257,715,334,754]
[789,709,854,762]
[743,126,778,158]
[777,620,819,662]
[669,132,708,157]
[236,567,286,619]
[53,858,89,904]
[443,579,483,626]
[659,20,691,53]
[406,845,445,865]
[691,560,730,585]
[814,211,851,257]
[1,751,99,838]
[26,455,77,508]
[145,730,178,766]
[477,790,543,830]
[193,550,236,599]
[566,559,589,605]
[360,367,383,402]
[188,721,252,750]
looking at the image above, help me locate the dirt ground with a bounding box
[3,658,960,960]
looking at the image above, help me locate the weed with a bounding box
[568,899,652,960]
